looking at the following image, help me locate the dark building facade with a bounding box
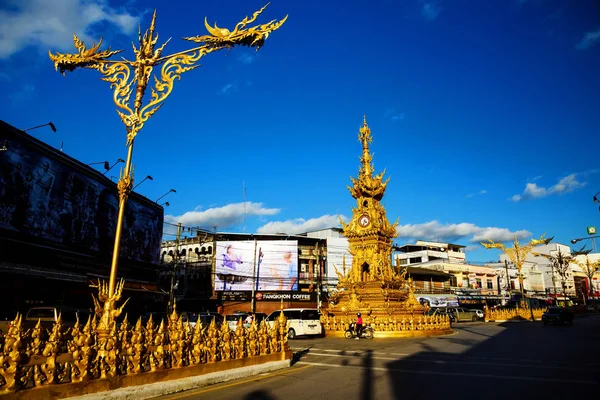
[0,120,164,318]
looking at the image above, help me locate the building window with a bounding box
[475,278,482,289]
[409,257,422,264]
[450,276,457,287]
[399,259,408,265]
[487,280,493,289]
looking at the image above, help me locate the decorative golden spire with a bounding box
[347,117,390,201]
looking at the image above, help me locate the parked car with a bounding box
[447,307,479,322]
[425,308,455,323]
[23,306,91,334]
[470,309,485,320]
[265,308,322,339]
[225,312,250,331]
[193,311,224,328]
[542,307,574,326]
[0,309,20,335]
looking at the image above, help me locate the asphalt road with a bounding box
[157,316,600,400]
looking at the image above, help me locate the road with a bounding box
[157,316,600,400]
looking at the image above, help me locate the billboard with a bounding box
[0,122,163,264]
[415,294,459,308]
[215,240,298,291]
[325,237,353,290]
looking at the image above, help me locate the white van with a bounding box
[266,308,323,339]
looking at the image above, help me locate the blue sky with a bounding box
[1,0,599,262]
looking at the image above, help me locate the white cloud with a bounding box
[511,173,587,202]
[238,53,256,64]
[421,1,442,21]
[396,220,531,243]
[384,108,406,122]
[466,189,487,198]
[0,0,140,59]
[257,215,348,235]
[219,82,237,94]
[165,202,280,230]
[577,28,600,50]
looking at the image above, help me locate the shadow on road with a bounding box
[360,349,373,400]
[243,389,277,400]
[384,317,600,399]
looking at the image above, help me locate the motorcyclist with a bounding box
[355,312,363,340]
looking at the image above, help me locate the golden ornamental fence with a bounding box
[484,306,545,322]
[322,314,452,332]
[0,310,290,395]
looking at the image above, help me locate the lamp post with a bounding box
[482,235,551,319]
[88,161,110,171]
[23,122,57,133]
[133,175,153,190]
[571,235,599,253]
[156,189,176,203]
[49,5,286,338]
[102,158,125,175]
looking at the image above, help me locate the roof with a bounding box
[403,266,452,278]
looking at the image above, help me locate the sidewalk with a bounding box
[67,360,291,400]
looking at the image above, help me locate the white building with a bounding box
[524,243,576,296]
[394,241,466,266]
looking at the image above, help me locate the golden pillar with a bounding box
[49,5,286,333]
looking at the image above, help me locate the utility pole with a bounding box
[168,222,182,314]
[316,243,321,311]
[504,259,510,296]
[251,239,258,313]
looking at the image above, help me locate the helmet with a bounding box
[357,312,361,317]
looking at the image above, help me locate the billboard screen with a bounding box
[415,294,459,308]
[215,240,298,291]
[325,237,353,290]
[0,123,163,264]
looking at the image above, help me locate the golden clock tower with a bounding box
[323,117,452,336]
[341,116,398,283]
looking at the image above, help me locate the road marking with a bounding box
[292,348,410,356]
[296,362,598,385]
[293,348,600,368]
[303,352,590,372]
[162,365,312,399]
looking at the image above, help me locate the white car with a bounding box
[470,309,484,320]
[266,308,323,339]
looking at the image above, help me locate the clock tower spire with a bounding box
[340,117,398,283]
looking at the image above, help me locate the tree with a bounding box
[481,235,551,302]
[572,255,600,299]
[533,248,573,299]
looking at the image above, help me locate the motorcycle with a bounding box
[344,322,374,339]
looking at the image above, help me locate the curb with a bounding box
[67,360,291,400]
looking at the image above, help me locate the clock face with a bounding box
[359,214,370,227]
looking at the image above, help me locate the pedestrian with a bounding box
[244,313,253,328]
[355,312,362,340]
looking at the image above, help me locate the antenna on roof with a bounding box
[243,181,247,233]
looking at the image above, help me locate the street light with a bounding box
[88,161,110,171]
[102,158,125,175]
[160,201,170,207]
[133,175,153,190]
[156,189,176,203]
[593,191,600,203]
[23,122,57,133]
[571,235,599,252]
[48,4,286,341]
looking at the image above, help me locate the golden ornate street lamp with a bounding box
[49,5,286,336]
[481,234,551,306]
